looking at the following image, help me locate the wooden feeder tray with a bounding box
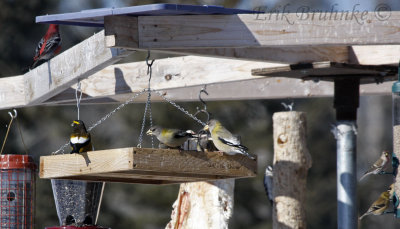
[39,147,257,184]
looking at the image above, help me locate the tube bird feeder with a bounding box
[46,179,108,229]
[0,154,36,228]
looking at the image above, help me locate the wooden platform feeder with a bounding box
[39,147,257,184]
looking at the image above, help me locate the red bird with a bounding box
[30,24,61,69]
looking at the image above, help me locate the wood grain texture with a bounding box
[39,147,256,184]
[166,180,234,229]
[133,47,348,64]
[350,45,400,65]
[0,75,25,109]
[24,30,133,106]
[104,16,138,48]
[105,13,400,49]
[273,112,312,229]
[43,56,284,104]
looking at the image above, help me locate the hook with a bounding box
[146,50,155,68]
[281,102,294,111]
[8,109,17,120]
[195,86,211,122]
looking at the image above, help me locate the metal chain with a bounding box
[137,51,155,148]
[153,90,206,126]
[51,89,147,155]
[75,81,83,120]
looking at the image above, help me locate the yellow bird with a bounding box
[359,188,391,220]
[146,126,194,148]
[204,119,255,159]
[70,120,92,154]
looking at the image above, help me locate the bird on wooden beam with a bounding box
[204,119,255,159]
[70,120,92,154]
[30,24,62,69]
[146,126,195,149]
[359,184,393,220]
[359,151,392,181]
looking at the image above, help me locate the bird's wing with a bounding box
[264,166,274,204]
[41,34,61,56]
[34,37,45,60]
[214,126,241,145]
[218,137,248,151]
[173,130,191,138]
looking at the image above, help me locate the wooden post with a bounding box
[272,111,312,229]
[166,139,235,229]
[165,180,234,229]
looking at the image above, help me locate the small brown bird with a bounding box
[359,151,392,181]
[359,190,390,220]
[70,120,92,154]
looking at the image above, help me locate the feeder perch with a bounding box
[39,147,257,184]
[0,154,36,229]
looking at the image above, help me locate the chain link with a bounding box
[51,89,147,155]
[153,90,207,127]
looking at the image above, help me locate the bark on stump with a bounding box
[166,138,234,229]
[165,179,234,229]
[272,111,312,229]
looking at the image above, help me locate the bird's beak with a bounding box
[146,130,152,136]
[203,125,209,131]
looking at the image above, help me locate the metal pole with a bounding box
[333,79,359,229]
[335,122,357,229]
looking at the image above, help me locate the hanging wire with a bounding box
[1,110,17,155]
[75,80,83,120]
[137,50,155,148]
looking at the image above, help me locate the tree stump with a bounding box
[272,111,312,229]
[165,179,234,229]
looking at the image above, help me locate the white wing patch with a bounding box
[70,136,89,144]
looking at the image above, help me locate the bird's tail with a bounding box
[239,148,255,160]
[359,213,368,220]
[30,59,39,70]
[359,172,370,181]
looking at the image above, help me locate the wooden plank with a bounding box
[43,56,284,104]
[350,45,400,65]
[39,147,257,184]
[151,46,349,64]
[24,30,133,106]
[43,58,395,105]
[104,13,400,49]
[0,75,25,109]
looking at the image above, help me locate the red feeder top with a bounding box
[0,154,36,170]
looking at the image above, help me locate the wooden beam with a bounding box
[24,30,133,106]
[350,45,400,65]
[105,13,400,50]
[0,75,25,109]
[43,58,395,105]
[43,56,284,104]
[39,147,257,184]
[152,46,349,64]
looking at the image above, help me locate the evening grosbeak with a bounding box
[359,151,392,181]
[146,126,195,148]
[204,119,255,159]
[30,24,62,69]
[359,185,392,220]
[70,120,92,154]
